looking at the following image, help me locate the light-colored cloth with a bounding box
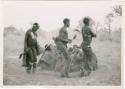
[31,32,37,40]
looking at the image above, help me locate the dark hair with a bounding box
[63,18,70,24]
[83,17,90,25]
[33,22,39,26]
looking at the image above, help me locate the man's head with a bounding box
[63,18,70,27]
[32,22,40,32]
[83,17,90,26]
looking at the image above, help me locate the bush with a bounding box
[97,29,121,43]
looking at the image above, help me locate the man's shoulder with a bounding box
[60,26,66,32]
[26,29,32,34]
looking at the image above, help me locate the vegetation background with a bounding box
[3,5,122,85]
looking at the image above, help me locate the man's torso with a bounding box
[25,29,37,47]
[56,26,69,46]
[82,26,93,46]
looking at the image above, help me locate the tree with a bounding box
[113,5,122,16]
[95,22,101,34]
[105,13,114,35]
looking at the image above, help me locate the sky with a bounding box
[3,1,121,31]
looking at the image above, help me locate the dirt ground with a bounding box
[3,40,121,86]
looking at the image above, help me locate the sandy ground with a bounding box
[3,40,121,85]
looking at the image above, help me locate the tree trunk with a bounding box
[109,24,112,41]
[109,24,111,35]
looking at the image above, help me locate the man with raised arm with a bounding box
[53,18,72,78]
[81,17,97,77]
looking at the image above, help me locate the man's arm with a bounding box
[24,31,29,52]
[89,28,96,37]
[35,40,41,56]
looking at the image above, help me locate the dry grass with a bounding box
[3,29,121,85]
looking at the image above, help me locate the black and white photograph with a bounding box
[2,1,123,86]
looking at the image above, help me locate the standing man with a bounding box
[24,22,40,74]
[53,18,72,78]
[81,17,97,77]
